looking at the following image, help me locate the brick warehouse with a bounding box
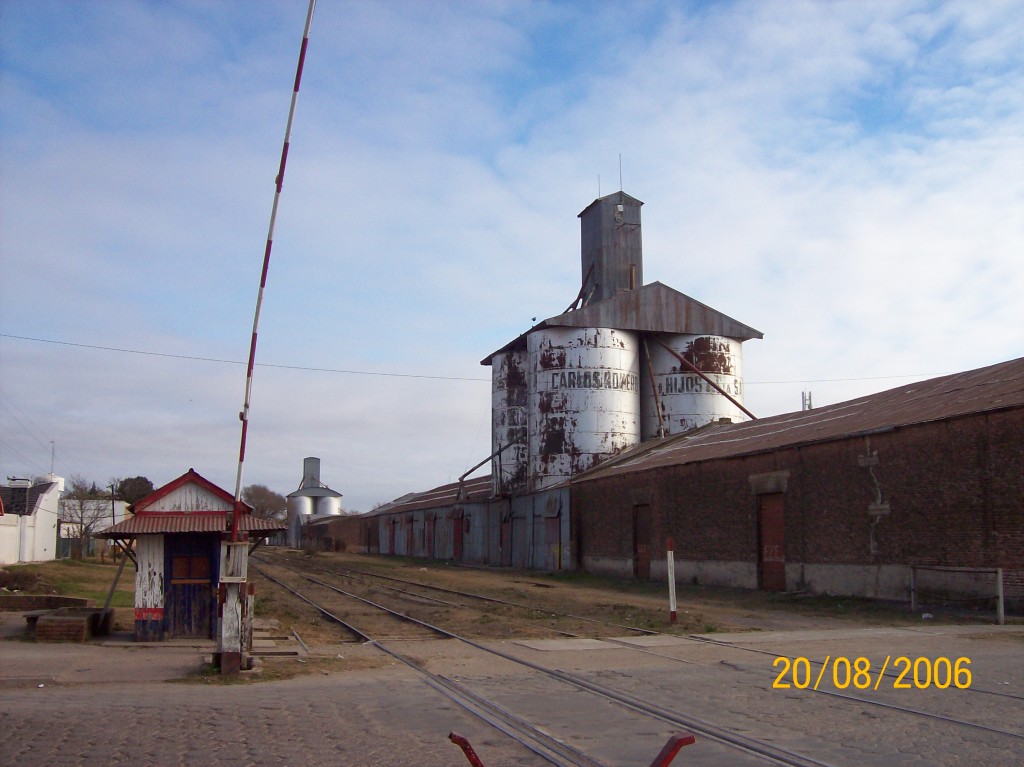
[571,357,1024,610]
[315,357,1022,612]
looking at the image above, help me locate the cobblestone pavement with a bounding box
[2,616,1022,767]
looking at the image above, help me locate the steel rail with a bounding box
[259,553,1024,746]
[253,564,371,642]
[253,564,607,767]
[286,570,841,767]
[256,551,659,636]
[258,552,1024,707]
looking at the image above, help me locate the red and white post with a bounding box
[667,537,677,624]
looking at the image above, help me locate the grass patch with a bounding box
[1,558,135,608]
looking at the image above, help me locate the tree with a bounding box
[117,476,155,505]
[242,484,287,520]
[60,474,115,560]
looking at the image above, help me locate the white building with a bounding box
[0,475,64,565]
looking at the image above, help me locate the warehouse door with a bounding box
[453,512,464,560]
[758,493,786,591]
[425,515,435,558]
[633,504,651,580]
[165,534,217,639]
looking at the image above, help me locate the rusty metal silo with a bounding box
[641,334,747,438]
[491,350,529,494]
[528,326,641,490]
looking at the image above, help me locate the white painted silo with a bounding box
[285,457,342,547]
[315,495,342,516]
[491,350,529,494]
[528,326,640,490]
[641,334,746,439]
[286,495,313,548]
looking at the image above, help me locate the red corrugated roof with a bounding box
[96,513,285,538]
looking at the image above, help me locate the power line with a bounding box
[0,332,953,386]
[0,333,490,382]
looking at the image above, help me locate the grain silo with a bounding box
[528,326,641,490]
[285,457,342,548]
[482,191,763,495]
[640,334,747,439]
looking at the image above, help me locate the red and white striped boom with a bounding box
[232,0,317,538]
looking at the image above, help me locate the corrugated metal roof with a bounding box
[482,282,762,363]
[96,513,286,538]
[574,357,1024,482]
[365,475,494,517]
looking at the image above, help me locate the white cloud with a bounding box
[2,0,1021,510]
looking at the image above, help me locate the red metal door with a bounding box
[758,493,786,591]
[425,515,435,558]
[633,504,651,580]
[545,516,562,571]
[453,512,464,560]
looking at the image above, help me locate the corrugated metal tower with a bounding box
[285,457,342,547]
[483,191,763,495]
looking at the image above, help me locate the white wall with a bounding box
[0,480,61,564]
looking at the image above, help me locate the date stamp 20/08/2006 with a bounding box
[772,656,972,691]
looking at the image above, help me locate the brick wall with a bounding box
[34,616,91,642]
[574,408,1024,607]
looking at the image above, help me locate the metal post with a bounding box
[667,536,677,624]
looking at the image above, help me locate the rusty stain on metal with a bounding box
[680,336,734,375]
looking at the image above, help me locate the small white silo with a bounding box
[285,457,342,548]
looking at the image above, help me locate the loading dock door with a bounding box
[758,493,786,591]
[633,504,651,580]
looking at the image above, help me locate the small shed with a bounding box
[97,469,285,641]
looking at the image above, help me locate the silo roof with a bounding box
[482,281,762,363]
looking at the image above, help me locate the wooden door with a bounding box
[758,493,786,591]
[633,504,651,580]
[165,534,217,639]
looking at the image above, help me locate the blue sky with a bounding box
[2,0,1022,511]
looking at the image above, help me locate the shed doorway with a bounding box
[758,493,786,591]
[165,534,218,639]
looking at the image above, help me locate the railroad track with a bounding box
[252,553,1024,764]
[258,551,1024,706]
[254,559,847,767]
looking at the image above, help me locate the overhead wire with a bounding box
[0,332,952,385]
